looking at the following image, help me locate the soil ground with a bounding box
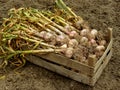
[0,0,120,90]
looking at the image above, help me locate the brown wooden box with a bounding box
[26,28,113,86]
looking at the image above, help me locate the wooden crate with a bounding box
[26,28,113,86]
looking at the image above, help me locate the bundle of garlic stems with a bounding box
[0,0,107,68]
[0,7,77,68]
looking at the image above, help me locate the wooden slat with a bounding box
[91,48,112,85]
[26,55,92,86]
[36,53,94,76]
[88,55,96,67]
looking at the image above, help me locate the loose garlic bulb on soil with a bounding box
[68,39,78,48]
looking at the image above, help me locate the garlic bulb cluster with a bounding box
[79,28,106,58]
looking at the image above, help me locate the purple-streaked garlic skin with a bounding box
[56,35,65,44]
[65,47,74,58]
[68,39,78,48]
[90,39,98,46]
[69,31,78,38]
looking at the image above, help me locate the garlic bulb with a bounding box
[56,35,65,42]
[64,25,71,33]
[39,31,47,38]
[90,39,98,46]
[68,39,78,48]
[99,40,106,46]
[44,32,53,41]
[60,44,67,49]
[75,20,83,29]
[96,45,105,51]
[65,47,74,58]
[69,31,78,38]
[91,29,98,37]
[95,51,104,57]
[80,37,88,44]
[80,29,89,36]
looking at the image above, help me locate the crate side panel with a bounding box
[37,53,94,76]
[26,55,92,86]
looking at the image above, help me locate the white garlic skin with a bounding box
[80,29,89,36]
[68,39,78,48]
[65,48,74,58]
[99,40,106,46]
[60,44,68,49]
[96,45,105,51]
[91,29,98,37]
[80,37,88,43]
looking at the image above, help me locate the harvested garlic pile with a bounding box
[0,0,108,68]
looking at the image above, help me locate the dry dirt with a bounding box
[0,0,120,90]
